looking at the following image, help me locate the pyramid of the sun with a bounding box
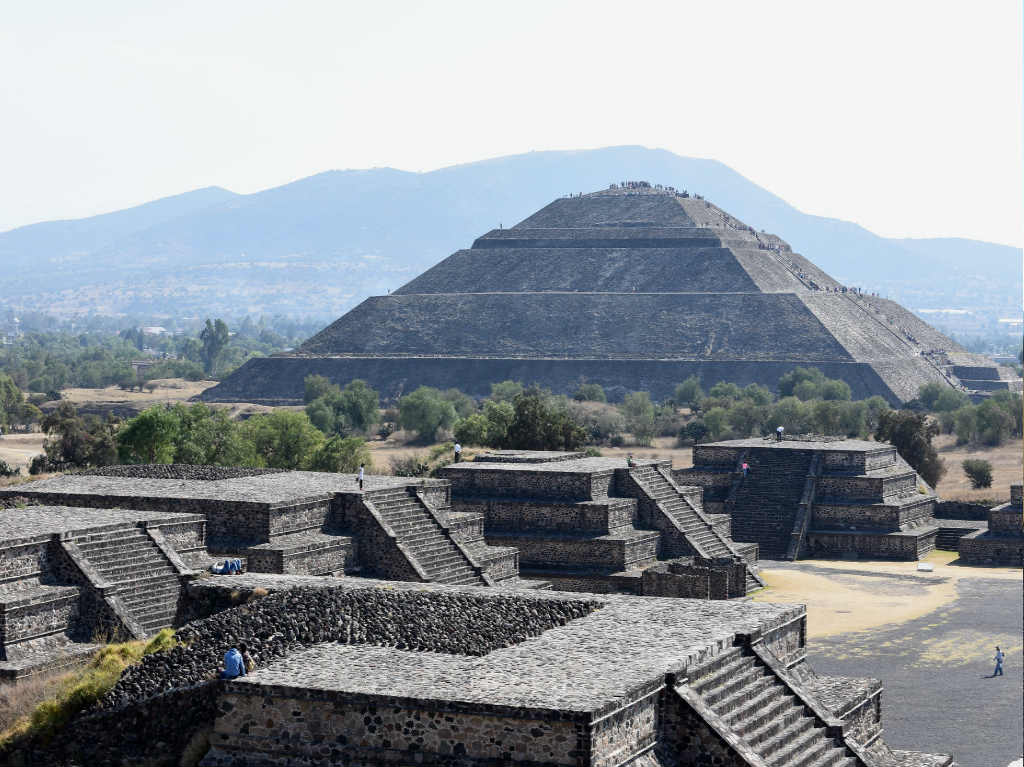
[203,183,1020,404]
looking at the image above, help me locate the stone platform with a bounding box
[957,484,1023,566]
[439,452,763,597]
[677,437,940,561]
[186,575,953,767]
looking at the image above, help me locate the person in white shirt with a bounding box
[357,464,364,490]
[454,442,462,463]
[775,425,785,442]
[993,646,1005,676]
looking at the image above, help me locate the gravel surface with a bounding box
[802,571,1023,767]
[98,586,599,711]
[82,464,287,480]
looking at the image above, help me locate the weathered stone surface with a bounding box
[201,184,1017,405]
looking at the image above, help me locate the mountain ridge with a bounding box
[0,147,1018,320]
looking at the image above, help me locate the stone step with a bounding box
[721,677,786,726]
[698,657,760,704]
[73,528,147,544]
[91,561,176,580]
[81,547,168,566]
[745,703,804,750]
[74,535,152,553]
[771,720,831,767]
[104,571,180,590]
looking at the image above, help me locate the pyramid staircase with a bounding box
[730,451,814,560]
[682,645,861,767]
[627,464,762,593]
[366,488,486,586]
[71,526,183,636]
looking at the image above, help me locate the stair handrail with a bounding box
[784,453,822,561]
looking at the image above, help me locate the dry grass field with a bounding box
[932,434,1022,502]
[60,378,217,405]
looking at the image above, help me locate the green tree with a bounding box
[621,391,656,445]
[481,399,515,446]
[441,388,477,419]
[398,387,457,442]
[741,383,774,407]
[778,367,826,398]
[504,388,587,451]
[573,383,607,402]
[819,379,852,401]
[961,459,993,489]
[875,410,945,487]
[975,399,1014,446]
[916,382,946,410]
[241,410,324,469]
[707,382,742,402]
[40,402,118,469]
[199,318,230,376]
[308,436,371,473]
[673,376,704,408]
[337,380,381,433]
[453,413,491,446]
[117,406,181,464]
[953,406,978,445]
[811,400,842,434]
[703,407,730,441]
[173,403,253,465]
[727,401,769,437]
[490,380,524,403]
[0,373,24,428]
[304,374,338,404]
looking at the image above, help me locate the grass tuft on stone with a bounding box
[0,630,179,747]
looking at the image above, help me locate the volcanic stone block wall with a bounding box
[0,586,81,660]
[805,530,935,560]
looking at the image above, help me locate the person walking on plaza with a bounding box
[454,442,462,463]
[993,646,1005,676]
[775,425,784,442]
[357,463,365,490]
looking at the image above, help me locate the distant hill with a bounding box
[0,147,1018,321]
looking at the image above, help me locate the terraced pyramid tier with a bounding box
[203,183,1019,405]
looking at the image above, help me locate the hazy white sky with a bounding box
[1,1,1021,246]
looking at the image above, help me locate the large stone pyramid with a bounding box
[203,183,1019,404]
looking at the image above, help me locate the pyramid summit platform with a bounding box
[202,182,1019,405]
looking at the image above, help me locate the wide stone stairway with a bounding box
[367,489,486,586]
[685,646,858,767]
[730,451,814,559]
[628,464,762,592]
[72,526,183,635]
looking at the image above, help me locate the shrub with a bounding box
[573,383,606,402]
[398,387,457,442]
[0,459,17,477]
[620,391,656,446]
[672,376,704,408]
[677,419,709,445]
[962,459,993,489]
[876,410,945,487]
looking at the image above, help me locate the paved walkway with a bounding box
[760,560,1022,767]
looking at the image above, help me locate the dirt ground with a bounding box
[932,434,1022,501]
[0,433,46,473]
[753,550,1021,639]
[60,378,218,405]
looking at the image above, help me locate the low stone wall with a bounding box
[441,466,613,502]
[989,507,1023,536]
[817,472,918,502]
[819,448,894,474]
[246,536,357,576]
[455,497,636,535]
[486,531,659,571]
[0,586,81,660]
[640,558,745,600]
[812,497,933,532]
[267,499,330,537]
[933,500,995,520]
[806,529,936,560]
[206,686,588,767]
[0,535,53,592]
[958,531,1023,566]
